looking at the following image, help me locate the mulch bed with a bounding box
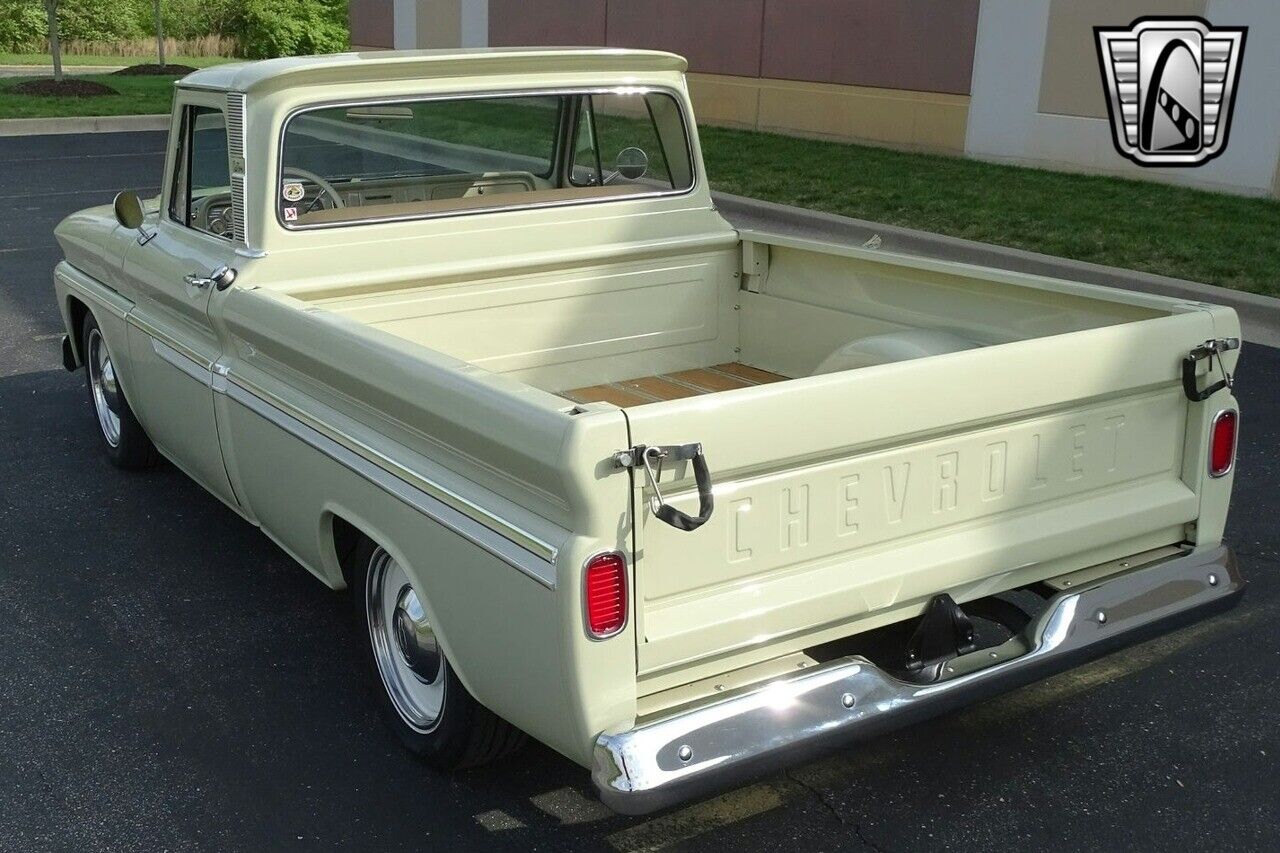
[8,78,118,97]
[113,63,198,76]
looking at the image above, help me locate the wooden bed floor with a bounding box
[563,362,788,407]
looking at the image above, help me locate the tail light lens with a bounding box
[584,552,627,638]
[1210,409,1238,477]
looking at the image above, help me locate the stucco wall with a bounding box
[967,0,1280,197]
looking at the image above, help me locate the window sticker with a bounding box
[282,181,305,203]
[283,206,298,221]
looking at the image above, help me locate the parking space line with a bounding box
[0,187,160,200]
[0,150,166,166]
[606,782,790,852]
[957,601,1266,730]
[608,599,1266,851]
[529,786,614,825]
[474,809,526,831]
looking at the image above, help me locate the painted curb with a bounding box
[0,114,168,137]
[713,191,1280,349]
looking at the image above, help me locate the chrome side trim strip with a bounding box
[152,337,214,386]
[225,371,559,562]
[593,545,1244,814]
[142,331,557,587]
[222,379,557,589]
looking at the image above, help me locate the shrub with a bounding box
[235,0,348,59]
[0,1,350,58]
[0,0,148,51]
[0,1,47,52]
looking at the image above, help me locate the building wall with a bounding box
[349,0,394,49]
[967,0,1280,197]
[351,0,1280,196]
[1036,0,1206,120]
[487,0,979,153]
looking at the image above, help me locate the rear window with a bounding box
[278,90,694,228]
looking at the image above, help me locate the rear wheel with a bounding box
[82,313,157,469]
[353,537,525,768]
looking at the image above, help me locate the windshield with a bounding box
[277,90,694,227]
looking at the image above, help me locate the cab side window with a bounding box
[168,105,232,239]
[569,93,686,190]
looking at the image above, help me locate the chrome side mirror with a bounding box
[113,191,155,245]
[614,147,650,181]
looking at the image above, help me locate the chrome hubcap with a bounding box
[366,548,445,731]
[87,328,122,447]
[393,585,442,683]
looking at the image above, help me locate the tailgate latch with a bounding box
[613,444,715,532]
[1182,337,1240,402]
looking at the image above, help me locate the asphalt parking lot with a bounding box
[1,131,1277,852]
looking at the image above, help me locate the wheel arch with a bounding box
[319,506,482,696]
[65,294,90,366]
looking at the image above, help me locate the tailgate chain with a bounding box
[614,443,715,532]
[1182,337,1239,402]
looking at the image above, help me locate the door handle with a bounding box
[184,265,237,291]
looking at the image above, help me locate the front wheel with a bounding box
[353,538,525,768]
[81,313,157,469]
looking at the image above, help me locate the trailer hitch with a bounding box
[1182,337,1239,402]
[614,443,715,532]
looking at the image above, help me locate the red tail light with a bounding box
[1210,409,1238,477]
[584,552,627,638]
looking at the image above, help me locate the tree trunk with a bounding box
[154,0,166,68]
[44,1,63,83]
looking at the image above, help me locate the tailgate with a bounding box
[625,310,1217,680]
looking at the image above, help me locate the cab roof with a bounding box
[178,47,688,94]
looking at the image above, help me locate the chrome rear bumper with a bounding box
[593,545,1243,815]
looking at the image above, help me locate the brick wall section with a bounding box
[349,0,395,48]
[606,0,765,78]
[488,0,607,46]
[488,0,980,95]
[761,0,980,95]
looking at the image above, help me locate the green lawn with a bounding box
[0,74,177,118]
[0,53,233,68]
[700,126,1280,297]
[0,74,1273,296]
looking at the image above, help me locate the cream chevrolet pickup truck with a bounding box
[53,49,1245,813]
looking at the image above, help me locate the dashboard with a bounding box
[192,194,234,237]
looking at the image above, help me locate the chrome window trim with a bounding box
[1209,408,1238,478]
[274,86,699,232]
[140,331,557,587]
[166,102,237,243]
[225,92,249,246]
[582,550,629,641]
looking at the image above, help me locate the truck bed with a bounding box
[310,230,1165,405]
[298,228,1231,686]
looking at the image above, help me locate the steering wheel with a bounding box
[282,166,345,213]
